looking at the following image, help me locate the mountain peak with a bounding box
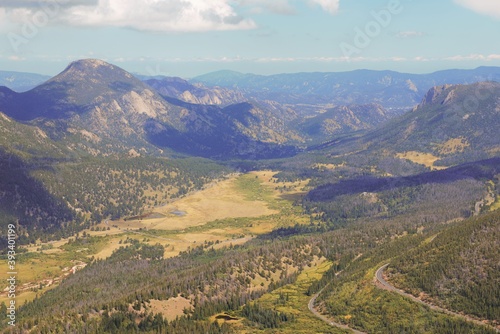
[423,84,453,103]
[29,58,149,108]
[68,58,112,69]
[54,58,135,83]
[0,59,155,121]
[415,81,500,111]
[413,84,454,110]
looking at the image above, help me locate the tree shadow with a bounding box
[0,150,74,238]
[0,82,81,121]
[307,157,500,202]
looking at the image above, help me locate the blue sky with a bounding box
[0,0,499,77]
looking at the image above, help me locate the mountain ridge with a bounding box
[0,70,51,92]
[193,66,500,109]
[0,59,299,159]
[318,81,500,166]
[144,76,246,106]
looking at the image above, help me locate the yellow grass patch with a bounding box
[146,296,192,321]
[253,170,309,199]
[489,196,500,212]
[0,288,54,306]
[92,238,125,259]
[236,257,333,333]
[122,174,278,231]
[396,151,447,170]
[13,171,311,304]
[24,239,69,253]
[312,163,345,171]
[0,255,67,282]
[435,137,470,155]
[0,256,84,305]
[487,146,500,155]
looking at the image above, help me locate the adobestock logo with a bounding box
[146,64,170,78]
[340,0,405,59]
[7,0,63,53]
[461,78,496,113]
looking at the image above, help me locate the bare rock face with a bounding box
[0,59,299,159]
[419,84,453,107]
[145,77,246,106]
[405,79,418,93]
[365,82,500,162]
[300,103,391,139]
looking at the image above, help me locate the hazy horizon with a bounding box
[3,59,500,80]
[1,0,500,77]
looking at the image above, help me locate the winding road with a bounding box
[375,264,499,333]
[308,281,367,334]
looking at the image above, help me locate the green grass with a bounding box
[2,171,312,311]
[60,235,109,255]
[235,173,278,205]
[319,259,497,333]
[237,260,345,333]
[144,172,309,237]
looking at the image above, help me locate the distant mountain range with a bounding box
[299,103,393,141]
[144,76,246,106]
[0,59,298,159]
[0,70,50,92]
[1,59,499,162]
[2,61,498,233]
[193,67,500,109]
[319,81,500,166]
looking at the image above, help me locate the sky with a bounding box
[0,0,499,78]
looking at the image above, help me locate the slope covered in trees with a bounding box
[0,154,230,246]
[4,153,497,333]
[6,227,373,333]
[302,158,498,229]
[389,209,500,324]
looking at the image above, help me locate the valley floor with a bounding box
[1,171,309,306]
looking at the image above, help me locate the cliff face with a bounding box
[145,77,246,106]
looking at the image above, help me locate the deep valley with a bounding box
[1,60,499,334]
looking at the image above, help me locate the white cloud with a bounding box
[8,55,25,61]
[413,56,430,62]
[309,0,340,15]
[0,0,343,34]
[1,0,256,32]
[455,0,500,19]
[1,0,98,8]
[444,54,500,61]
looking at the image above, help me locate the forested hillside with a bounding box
[0,156,229,246]
[389,210,500,323]
[302,158,499,229]
[7,227,373,333]
[313,228,498,334]
[1,59,499,333]
[37,157,228,218]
